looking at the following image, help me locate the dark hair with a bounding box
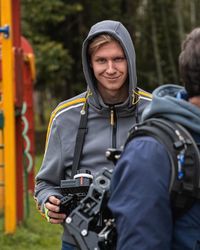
[179,28,200,97]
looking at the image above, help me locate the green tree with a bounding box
[21,0,82,123]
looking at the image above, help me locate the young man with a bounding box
[108,28,200,250]
[34,20,151,250]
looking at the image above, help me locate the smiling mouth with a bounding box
[105,76,120,80]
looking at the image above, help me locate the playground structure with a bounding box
[0,0,35,233]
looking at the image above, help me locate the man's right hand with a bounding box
[44,195,66,224]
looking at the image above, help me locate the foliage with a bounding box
[21,0,78,100]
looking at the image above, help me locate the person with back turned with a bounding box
[109,27,200,250]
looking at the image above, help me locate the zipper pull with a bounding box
[110,108,114,126]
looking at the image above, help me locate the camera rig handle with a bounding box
[65,168,116,250]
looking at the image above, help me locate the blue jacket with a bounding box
[108,84,200,250]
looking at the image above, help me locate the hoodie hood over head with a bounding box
[142,84,200,134]
[82,20,137,109]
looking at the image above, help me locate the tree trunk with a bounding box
[161,2,178,82]
[34,90,46,126]
[190,0,196,28]
[150,1,163,85]
[175,0,184,44]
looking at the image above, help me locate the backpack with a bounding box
[125,118,200,218]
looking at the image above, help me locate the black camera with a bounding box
[65,167,116,250]
[59,170,93,214]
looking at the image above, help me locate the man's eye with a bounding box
[114,57,125,62]
[96,58,106,63]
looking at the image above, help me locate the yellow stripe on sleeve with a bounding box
[45,98,86,150]
[138,90,152,99]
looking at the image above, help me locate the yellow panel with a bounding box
[0,0,17,233]
[0,130,4,214]
[0,2,2,214]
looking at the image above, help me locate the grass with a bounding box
[0,155,63,250]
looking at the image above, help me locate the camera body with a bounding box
[65,167,116,250]
[59,170,93,214]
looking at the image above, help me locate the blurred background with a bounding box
[1,0,200,249]
[22,0,200,131]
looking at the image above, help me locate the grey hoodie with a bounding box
[142,84,200,134]
[82,20,137,110]
[34,20,151,245]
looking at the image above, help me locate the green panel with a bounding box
[0,112,4,129]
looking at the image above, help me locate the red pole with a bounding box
[12,0,24,222]
[21,37,35,193]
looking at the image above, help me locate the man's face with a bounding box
[90,40,128,103]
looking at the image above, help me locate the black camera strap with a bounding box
[71,101,89,178]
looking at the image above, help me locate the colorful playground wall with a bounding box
[0,0,35,233]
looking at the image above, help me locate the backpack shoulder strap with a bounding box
[126,118,200,217]
[126,118,179,189]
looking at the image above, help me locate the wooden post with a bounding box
[0,0,17,233]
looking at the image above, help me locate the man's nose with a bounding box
[106,61,116,74]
